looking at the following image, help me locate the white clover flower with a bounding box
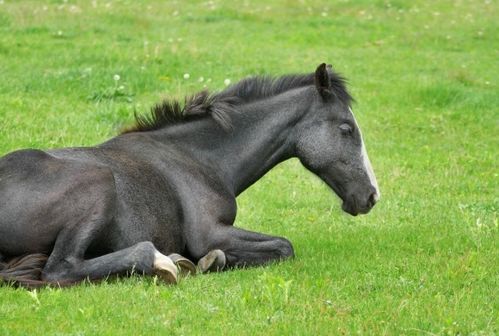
[183,73,190,79]
[224,78,231,86]
[198,77,204,82]
[113,74,120,81]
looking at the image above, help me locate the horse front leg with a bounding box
[195,226,295,272]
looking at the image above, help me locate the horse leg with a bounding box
[41,187,178,285]
[168,253,197,276]
[194,226,294,272]
[43,213,179,284]
[43,241,177,284]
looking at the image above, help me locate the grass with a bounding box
[0,0,497,334]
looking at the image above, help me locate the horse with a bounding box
[0,63,379,288]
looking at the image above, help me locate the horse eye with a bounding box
[339,123,353,135]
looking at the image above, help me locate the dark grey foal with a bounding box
[0,63,379,287]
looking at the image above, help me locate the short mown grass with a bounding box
[0,1,497,335]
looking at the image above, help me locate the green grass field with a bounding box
[0,0,497,335]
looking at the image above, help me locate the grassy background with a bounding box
[0,0,497,334]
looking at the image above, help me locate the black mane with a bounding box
[123,70,352,134]
[215,72,352,106]
[122,91,238,133]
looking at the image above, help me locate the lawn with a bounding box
[0,0,497,335]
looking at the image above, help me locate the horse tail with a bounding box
[0,253,51,289]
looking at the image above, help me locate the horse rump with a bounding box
[0,253,51,288]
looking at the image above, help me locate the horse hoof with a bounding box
[168,253,197,277]
[198,249,226,273]
[153,252,177,284]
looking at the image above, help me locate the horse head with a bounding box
[296,63,380,216]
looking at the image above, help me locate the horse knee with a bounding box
[276,238,294,259]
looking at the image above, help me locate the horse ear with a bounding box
[314,63,332,98]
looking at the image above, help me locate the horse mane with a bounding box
[122,91,239,134]
[122,70,352,134]
[215,72,352,106]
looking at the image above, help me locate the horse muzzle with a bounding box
[341,187,379,216]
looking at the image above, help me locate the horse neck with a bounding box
[152,87,313,195]
[221,88,313,194]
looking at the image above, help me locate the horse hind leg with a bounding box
[40,170,179,285]
[168,253,197,276]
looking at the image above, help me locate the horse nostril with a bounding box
[368,192,378,208]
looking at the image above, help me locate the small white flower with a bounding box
[113,74,120,81]
[207,78,212,83]
[57,30,63,36]
[198,76,204,82]
[321,12,327,17]
[69,5,81,13]
[183,73,190,79]
[224,78,231,86]
[118,85,125,90]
